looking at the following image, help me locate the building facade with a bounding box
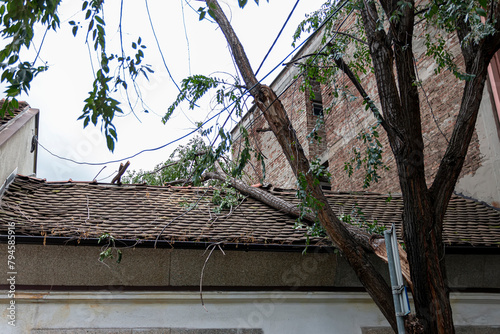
[0,101,38,190]
[231,27,500,208]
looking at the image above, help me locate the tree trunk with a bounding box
[359,0,456,331]
[205,0,399,331]
[205,0,500,333]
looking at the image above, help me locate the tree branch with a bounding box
[204,2,398,328]
[335,31,369,45]
[430,1,500,221]
[201,171,412,287]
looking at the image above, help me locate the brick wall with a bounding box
[232,28,484,194]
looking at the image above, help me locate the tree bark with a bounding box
[359,0,500,332]
[205,0,500,332]
[203,170,413,288]
[205,0,399,331]
[359,1,456,332]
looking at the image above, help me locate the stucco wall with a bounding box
[0,244,499,333]
[1,291,499,334]
[0,109,38,186]
[455,86,500,207]
[2,244,499,289]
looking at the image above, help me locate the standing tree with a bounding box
[187,0,500,333]
[1,0,499,333]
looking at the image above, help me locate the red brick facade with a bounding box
[232,31,493,196]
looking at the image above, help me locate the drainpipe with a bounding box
[384,224,410,334]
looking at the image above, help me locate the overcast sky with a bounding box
[3,0,325,182]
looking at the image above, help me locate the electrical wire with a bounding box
[144,0,183,95]
[38,1,348,168]
[234,1,352,139]
[254,0,301,77]
[258,0,350,84]
[144,0,200,109]
[36,105,229,166]
[32,27,49,66]
[181,0,192,76]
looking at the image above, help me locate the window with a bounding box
[312,102,324,117]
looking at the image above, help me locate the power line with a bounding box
[144,0,200,109]
[38,1,348,167]
[258,0,350,84]
[235,0,352,137]
[144,0,183,95]
[255,0,301,77]
[36,106,228,166]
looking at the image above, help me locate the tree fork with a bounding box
[206,0,398,330]
[359,1,456,332]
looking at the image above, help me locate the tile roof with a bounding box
[0,175,499,248]
[0,100,30,128]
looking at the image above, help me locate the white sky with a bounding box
[4,0,326,182]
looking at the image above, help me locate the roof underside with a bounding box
[0,175,499,248]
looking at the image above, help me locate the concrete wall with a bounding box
[0,244,499,333]
[1,291,499,334]
[0,245,338,287]
[2,245,499,289]
[0,108,38,186]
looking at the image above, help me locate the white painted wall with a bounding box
[456,86,500,208]
[0,110,38,186]
[2,291,499,334]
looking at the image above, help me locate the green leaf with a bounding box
[109,127,117,139]
[95,16,104,25]
[238,0,248,8]
[116,250,122,263]
[83,116,90,128]
[198,8,206,21]
[476,7,487,17]
[106,134,115,152]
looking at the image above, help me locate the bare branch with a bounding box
[200,241,226,311]
[336,31,369,45]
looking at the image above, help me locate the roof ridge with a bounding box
[453,191,500,212]
[15,175,216,191]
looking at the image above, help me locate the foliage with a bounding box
[73,1,153,151]
[211,180,245,213]
[197,0,269,21]
[98,232,122,264]
[123,136,245,213]
[0,0,152,151]
[344,125,389,188]
[0,0,60,117]
[123,136,212,186]
[165,73,259,181]
[339,204,385,236]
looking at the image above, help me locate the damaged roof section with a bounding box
[0,175,499,249]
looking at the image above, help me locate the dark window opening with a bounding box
[318,161,331,191]
[313,102,324,117]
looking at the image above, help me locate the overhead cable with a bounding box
[36,105,228,166]
[39,1,348,167]
[255,0,301,77]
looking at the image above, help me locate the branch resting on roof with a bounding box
[201,171,412,288]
